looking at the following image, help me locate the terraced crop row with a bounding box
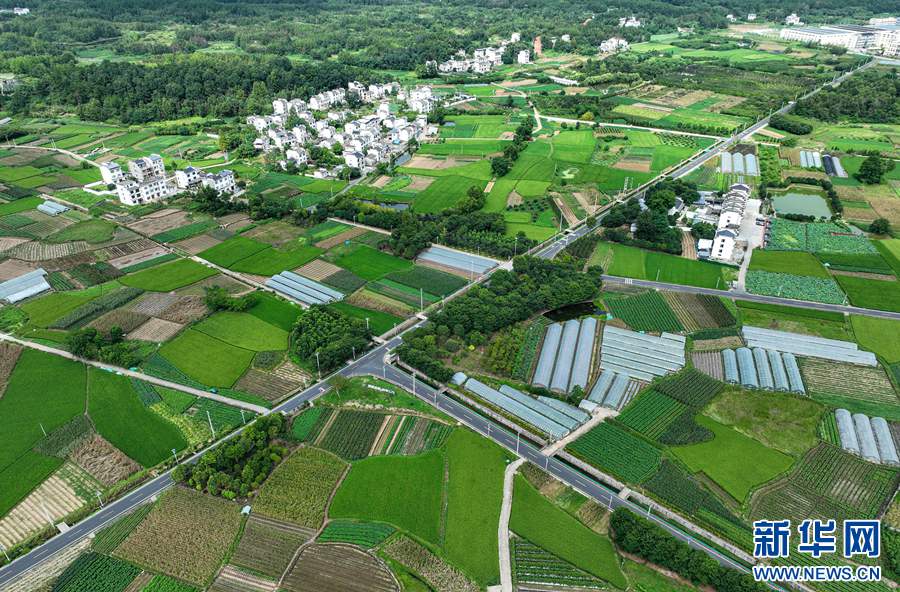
[616,390,686,440]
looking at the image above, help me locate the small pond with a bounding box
[358,199,410,211]
[544,301,604,322]
[772,190,831,218]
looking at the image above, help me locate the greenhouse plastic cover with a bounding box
[0,268,50,303]
[599,326,685,382]
[736,347,758,388]
[722,349,738,383]
[568,317,597,392]
[418,245,497,274]
[871,417,899,466]
[538,396,589,422]
[498,384,581,429]
[742,326,876,366]
[602,373,631,410]
[753,348,773,390]
[532,323,562,389]
[745,154,759,177]
[550,319,581,393]
[267,271,342,306]
[782,353,805,393]
[767,349,789,391]
[853,412,879,463]
[720,151,732,173]
[835,409,860,455]
[465,378,568,438]
[732,152,745,174]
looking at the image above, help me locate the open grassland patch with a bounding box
[0,350,85,516]
[197,236,269,268]
[510,475,626,588]
[87,369,187,467]
[835,275,900,312]
[121,259,217,292]
[116,487,242,587]
[281,543,398,592]
[704,387,824,457]
[850,315,900,363]
[443,429,508,585]
[673,416,794,502]
[158,329,254,388]
[329,449,444,545]
[194,311,289,352]
[749,250,830,278]
[229,243,322,276]
[231,514,314,580]
[254,447,347,528]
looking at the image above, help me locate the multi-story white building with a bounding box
[175,166,201,189]
[116,178,174,206]
[619,16,642,28]
[748,13,757,21]
[517,50,531,64]
[200,170,236,194]
[780,23,900,54]
[100,162,125,185]
[128,154,166,183]
[785,13,803,26]
[600,37,629,53]
[510,32,521,43]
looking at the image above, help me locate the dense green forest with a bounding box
[794,69,900,123]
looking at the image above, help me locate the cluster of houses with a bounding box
[726,13,757,22]
[780,17,900,56]
[429,32,532,74]
[0,7,30,15]
[600,37,630,53]
[248,83,439,176]
[100,155,236,206]
[690,183,752,262]
[618,16,642,28]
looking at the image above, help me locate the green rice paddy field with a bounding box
[589,241,732,289]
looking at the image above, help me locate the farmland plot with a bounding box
[513,537,609,590]
[70,434,140,486]
[317,520,394,548]
[567,423,661,483]
[253,447,347,528]
[691,351,725,381]
[381,534,478,592]
[617,390,686,440]
[51,552,140,592]
[663,292,735,330]
[318,410,387,460]
[115,487,242,587]
[800,358,898,410]
[604,291,683,333]
[209,565,277,592]
[281,543,398,592]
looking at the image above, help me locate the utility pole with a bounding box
[172,448,178,464]
[39,422,47,437]
[240,410,246,424]
[515,431,520,455]
[315,351,321,380]
[95,491,103,508]
[207,410,216,439]
[0,542,9,562]
[365,317,370,331]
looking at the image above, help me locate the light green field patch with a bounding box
[193,312,290,351]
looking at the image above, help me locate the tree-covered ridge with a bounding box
[398,256,602,382]
[795,69,900,124]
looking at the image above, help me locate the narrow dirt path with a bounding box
[498,458,525,592]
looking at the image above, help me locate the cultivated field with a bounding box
[282,543,398,592]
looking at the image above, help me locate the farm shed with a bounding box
[598,326,685,382]
[37,200,69,216]
[723,349,739,383]
[464,378,568,438]
[266,270,343,306]
[831,156,847,178]
[871,417,899,466]
[822,154,836,176]
[753,348,773,390]
[782,353,805,394]
[836,409,860,456]
[568,317,597,392]
[550,319,581,393]
[853,413,880,463]
[736,348,758,388]
[451,372,468,386]
[417,245,498,275]
[0,268,50,303]
[499,384,581,430]
[742,326,877,366]
[532,323,562,389]
[767,349,789,391]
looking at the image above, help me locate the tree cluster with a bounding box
[767,113,812,135]
[172,414,287,499]
[491,117,535,177]
[204,286,257,313]
[601,178,697,254]
[610,509,767,592]
[66,327,142,368]
[292,306,371,372]
[398,256,602,382]
[795,70,900,124]
[855,155,895,185]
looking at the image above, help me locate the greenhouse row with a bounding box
[531,318,598,394]
[599,325,685,382]
[266,270,344,306]
[836,409,899,466]
[463,378,583,438]
[37,200,69,216]
[418,245,497,275]
[822,154,848,178]
[720,151,758,177]
[0,268,51,304]
[742,326,877,366]
[579,370,632,412]
[722,348,804,393]
[799,150,823,169]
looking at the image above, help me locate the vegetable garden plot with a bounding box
[801,358,898,406]
[318,410,386,460]
[751,443,899,523]
[691,351,725,381]
[567,423,661,483]
[253,447,347,528]
[51,552,140,592]
[115,487,243,587]
[387,417,453,455]
[381,534,478,592]
[91,504,154,554]
[512,537,608,590]
[746,270,846,304]
[654,368,723,408]
[317,520,395,548]
[616,390,686,440]
[291,407,334,442]
[604,290,683,333]
[644,460,744,531]
[231,514,315,579]
[281,543,398,592]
